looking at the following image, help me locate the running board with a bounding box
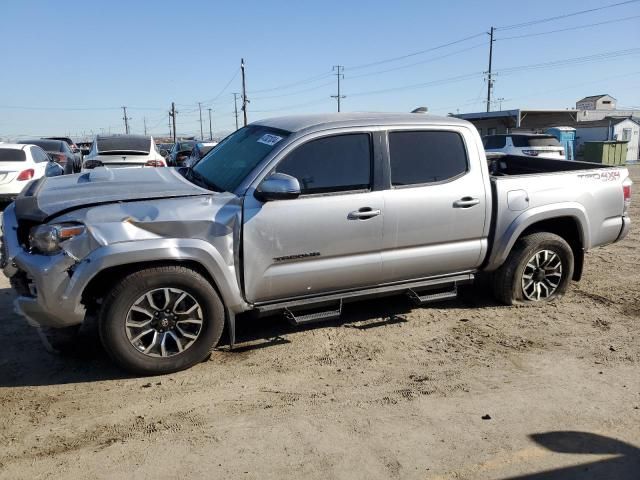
[407,286,458,306]
[284,300,342,326]
[254,273,474,315]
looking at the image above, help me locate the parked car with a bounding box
[16,139,80,173]
[82,134,167,169]
[0,144,57,201]
[44,136,83,165]
[156,143,174,157]
[167,140,197,167]
[183,141,218,168]
[483,133,566,159]
[77,141,93,157]
[2,113,632,374]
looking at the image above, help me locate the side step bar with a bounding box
[407,286,458,306]
[284,300,343,326]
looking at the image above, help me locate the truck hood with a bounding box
[14,167,211,222]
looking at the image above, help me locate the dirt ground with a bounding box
[0,167,638,480]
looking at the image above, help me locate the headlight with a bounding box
[29,223,86,254]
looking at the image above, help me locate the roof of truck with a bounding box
[253,112,470,133]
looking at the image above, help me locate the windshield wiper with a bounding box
[183,166,223,192]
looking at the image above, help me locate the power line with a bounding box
[201,68,241,105]
[497,48,640,75]
[346,32,486,71]
[252,80,335,100]
[497,14,640,40]
[347,43,486,80]
[249,71,333,94]
[496,0,640,30]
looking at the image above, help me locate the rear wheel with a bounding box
[99,266,224,375]
[492,232,574,305]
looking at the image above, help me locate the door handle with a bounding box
[348,207,381,220]
[453,197,480,208]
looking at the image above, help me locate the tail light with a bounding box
[145,159,166,167]
[522,150,539,156]
[83,160,103,170]
[623,177,632,214]
[17,169,34,181]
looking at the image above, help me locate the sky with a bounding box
[0,0,638,140]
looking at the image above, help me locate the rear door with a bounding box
[380,127,488,283]
[242,131,384,303]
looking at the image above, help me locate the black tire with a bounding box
[492,232,574,306]
[99,265,224,375]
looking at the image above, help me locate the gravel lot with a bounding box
[0,166,638,479]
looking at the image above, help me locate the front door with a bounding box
[381,128,489,283]
[243,132,384,303]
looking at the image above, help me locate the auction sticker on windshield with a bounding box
[257,134,283,146]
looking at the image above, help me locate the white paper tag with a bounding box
[257,134,283,146]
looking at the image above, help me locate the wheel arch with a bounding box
[486,205,589,281]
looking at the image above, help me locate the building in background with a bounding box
[576,94,617,111]
[453,109,578,137]
[574,117,639,162]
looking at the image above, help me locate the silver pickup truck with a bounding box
[1,113,632,374]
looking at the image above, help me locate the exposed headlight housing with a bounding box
[29,223,86,254]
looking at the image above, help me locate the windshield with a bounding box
[191,125,289,193]
[97,136,150,153]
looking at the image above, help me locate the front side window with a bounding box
[276,133,371,195]
[389,130,468,186]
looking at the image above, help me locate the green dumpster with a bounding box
[583,141,628,165]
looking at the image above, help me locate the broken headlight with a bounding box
[29,223,86,254]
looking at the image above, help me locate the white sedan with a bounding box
[483,134,566,160]
[0,144,53,201]
[82,134,167,170]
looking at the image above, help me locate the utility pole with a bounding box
[169,102,177,143]
[198,102,204,139]
[486,26,495,113]
[331,65,346,112]
[122,106,131,134]
[232,93,240,130]
[241,58,249,126]
[143,117,147,136]
[207,108,213,140]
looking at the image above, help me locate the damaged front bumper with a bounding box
[1,204,86,328]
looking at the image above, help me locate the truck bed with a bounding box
[485,155,629,271]
[488,154,612,177]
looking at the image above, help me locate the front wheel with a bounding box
[492,232,574,305]
[99,266,225,375]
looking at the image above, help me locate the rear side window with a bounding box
[389,131,468,186]
[31,147,50,163]
[511,135,561,147]
[483,135,506,149]
[277,133,371,194]
[0,149,26,162]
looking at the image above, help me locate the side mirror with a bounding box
[255,173,301,202]
[159,149,168,157]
